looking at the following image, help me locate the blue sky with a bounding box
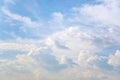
[0,0,120,80]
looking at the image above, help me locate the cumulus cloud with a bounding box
[0,25,119,80]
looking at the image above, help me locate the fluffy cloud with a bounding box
[108,50,120,67]
[0,25,119,80]
[72,0,120,26]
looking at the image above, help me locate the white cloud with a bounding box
[52,12,64,23]
[72,0,120,26]
[0,25,120,80]
[108,50,120,67]
[0,0,120,80]
[0,57,38,80]
[0,41,37,51]
[1,7,41,28]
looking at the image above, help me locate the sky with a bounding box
[0,0,120,80]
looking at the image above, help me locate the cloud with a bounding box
[0,41,37,51]
[108,50,120,67]
[0,58,37,80]
[0,0,120,80]
[42,26,120,79]
[1,7,41,28]
[52,12,64,23]
[0,25,119,80]
[47,12,65,32]
[34,53,68,71]
[72,0,120,26]
[45,38,70,50]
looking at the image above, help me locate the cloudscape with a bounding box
[0,0,120,80]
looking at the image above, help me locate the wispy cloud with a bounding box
[1,7,41,28]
